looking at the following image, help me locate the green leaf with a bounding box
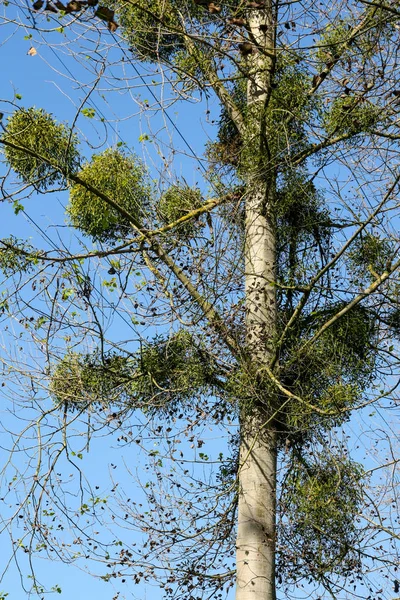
[62,288,74,300]
[35,316,47,330]
[12,201,24,214]
[81,107,96,119]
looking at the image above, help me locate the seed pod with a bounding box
[44,2,58,12]
[66,0,82,11]
[238,42,253,56]
[208,2,221,13]
[95,5,114,21]
[229,17,246,26]
[108,20,119,32]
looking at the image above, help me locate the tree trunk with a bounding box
[236,4,277,600]
[236,185,277,600]
[236,419,277,600]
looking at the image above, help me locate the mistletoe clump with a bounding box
[50,334,215,415]
[282,382,362,439]
[0,237,42,276]
[158,184,204,235]
[279,304,376,439]
[315,20,353,65]
[103,0,184,63]
[276,172,330,236]
[324,96,382,136]
[67,148,151,243]
[225,360,273,416]
[206,79,246,170]
[173,50,206,92]
[264,58,316,160]
[276,171,331,281]
[279,453,364,581]
[50,351,133,411]
[348,231,393,282]
[3,107,80,190]
[209,57,316,173]
[129,330,214,412]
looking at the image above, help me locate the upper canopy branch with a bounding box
[0,136,240,357]
[271,173,400,367]
[307,3,382,95]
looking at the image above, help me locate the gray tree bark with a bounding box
[236,4,278,600]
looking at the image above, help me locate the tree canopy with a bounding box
[0,1,400,599]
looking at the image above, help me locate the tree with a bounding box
[0,1,400,599]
